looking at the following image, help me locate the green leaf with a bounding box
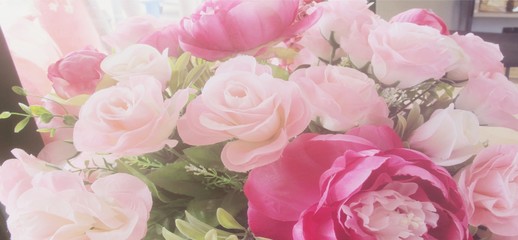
[162,227,186,240]
[115,160,173,203]
[146,161,214,198]
[204,229,218,240]
[39,113,54,123]
[63,115,77,126]
[0,111,11,119]
[175,219,206,240]
[185,63,209,88]
[187,191,247,228]
[18,103,31,115]
[14,117,30,133]
[183,144,226,171]
[216,208,245,230]
[11,86,27,96]
[29,105,51,116]
[173,52,192,71]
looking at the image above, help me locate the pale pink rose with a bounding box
[73,77,190,156]
[316,0,380,67]
[178,0,321,61]
[139,23,182,57]
[47,46,106,99]
[298,24,346,64]
[7,173,152,240]
[103,15,169,51]
[177,56,311,172]
[100,44,172,89]
[456,145,518,238]
[409,104,483,166]
[369,22,462,88]
[455,72,518,131]
[0,149,54,214]
[290,65,391,131]
[447,33,505,81]
[245,126,470,239]
[390,8,450,35]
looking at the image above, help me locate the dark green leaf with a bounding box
[115,160,173,203]
[146,161,214,198]
[11,86,27,96]
[63,115,77,126]
[183,143,225,171]
[39,113,54,123]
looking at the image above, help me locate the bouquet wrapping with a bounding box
[1,0,518,239]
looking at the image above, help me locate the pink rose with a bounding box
[73,77,189,156]
[6,173,152,240]
[317,0,380,67]
[100,44,172,89]
[369,22,462,88]
[455,72,518,131]
[409,104,483,166]
[177,56,311,172]
[245,125,470,239]
[47,47,106,99]
[178,0,321,61]
[139,23,182,57]
[447,33,505,81]
[456,145,518,238]
[290,65,391,131]
[298,26,346,64]
[390,8,450,35]
[0,149,54,214]
[102,15,169,51]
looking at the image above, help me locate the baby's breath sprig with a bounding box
[185,164,246,191]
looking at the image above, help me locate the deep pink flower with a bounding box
[178,0,321,61]
[47,47,106,99]
[390,8,450,35]
[139,23,182,57]
[245,125,470,239]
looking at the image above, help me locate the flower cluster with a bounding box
[1,0,518,239]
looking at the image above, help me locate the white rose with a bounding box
[408,104,482,166]
[101,44,171,88]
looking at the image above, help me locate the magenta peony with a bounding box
[245,125,470,239]
[178,0,321,61]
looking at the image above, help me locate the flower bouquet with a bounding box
[1,0,518,239]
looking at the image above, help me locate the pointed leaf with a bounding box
[11,86,27,96]
[162,227,186,240]
[146,161,214,198]
[14,117,30,133]
[175,219,206,239]
[39,113,54,123]
[63,115,77,126]
[18,103,31,115]
[115,160,172,203]
[29,105,51,116]
[216,208,245,230]
[0,111,11,119]
[183,143,226,171]
[204,229,218,240]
